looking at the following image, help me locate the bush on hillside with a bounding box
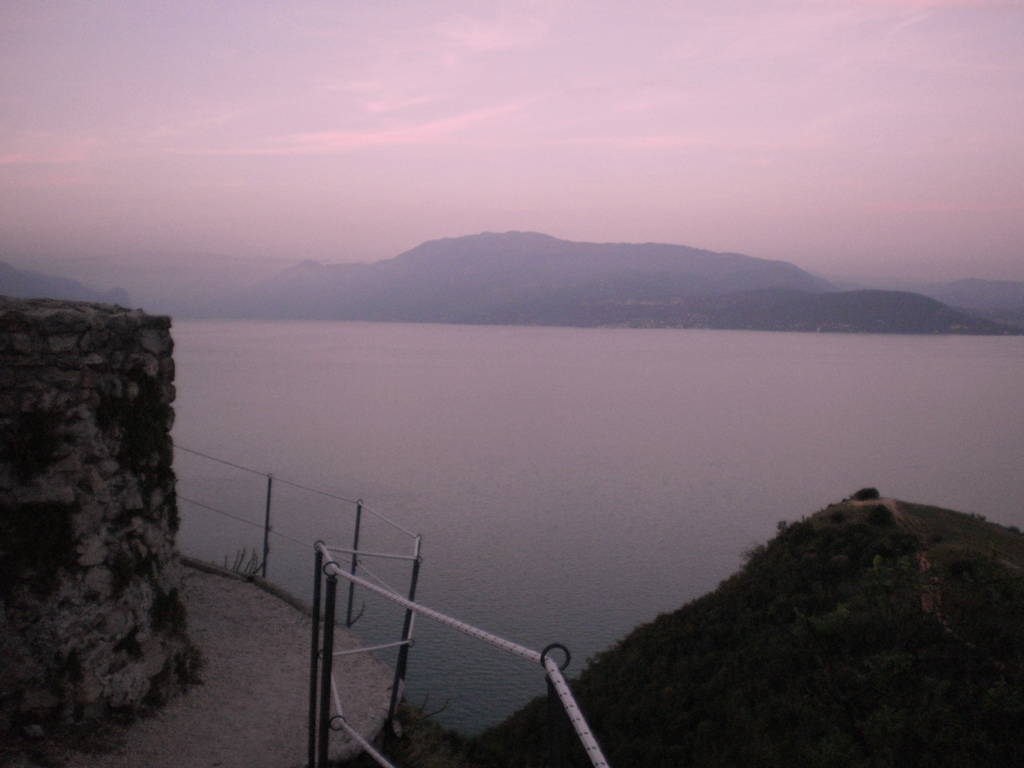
[851,487,880,501]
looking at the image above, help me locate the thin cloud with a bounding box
[194,102,526,157]
[143,109,241,141]
[433,12,549,52]
[0,139,95,166]
[365,94,437,114]
[865,199,1024,214]
[551,134,711,150]
[855,0,1022,7]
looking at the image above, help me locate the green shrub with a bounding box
[868,505,894,526]
[851,487,880,501]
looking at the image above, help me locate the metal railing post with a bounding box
[307,547,323,768]
[261,474,273,579]
[317,574,338,768]
[346,500,363,627]
[386,536,422,725]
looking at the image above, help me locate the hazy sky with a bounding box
[2,0,1023,283]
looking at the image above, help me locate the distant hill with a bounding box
[0,261,130,305]
[221,231,833,319]
[473,496,1024,768]
[916,278,1024,329]
[633,288,1016,334]
[219,233,1018,334]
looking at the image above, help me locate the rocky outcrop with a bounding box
[0,297,194,729]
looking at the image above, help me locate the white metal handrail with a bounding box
[315,541,611,768]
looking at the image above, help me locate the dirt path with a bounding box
[61,564,394,768]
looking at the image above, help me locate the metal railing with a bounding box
[173,444,612,767]
[174,442,417,626]
[309,542,612,768]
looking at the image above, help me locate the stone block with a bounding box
[77,670,105,704]
[77,536,108,567]
[11,333,34,354]
[83,566,113,599]
[107,665,148,708]
[139,329,170,355]
[103,607,133,637]
[47,334,79,353]
[20,688,60,713]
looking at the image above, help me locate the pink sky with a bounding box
[2,0,1023,282]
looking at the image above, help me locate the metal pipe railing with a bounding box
[318,542,540,664]
[314,541,611,768]
[332,716,399,768]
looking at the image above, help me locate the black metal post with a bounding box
[317,574,338,768]
[387,551,421,725]
[307,548,323,768]
[261,474,273,579]
[346,500,362,627]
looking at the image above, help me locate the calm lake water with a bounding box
[170,320,1024,733]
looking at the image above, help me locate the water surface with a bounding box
[170,320,1024,732]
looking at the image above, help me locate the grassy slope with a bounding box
[353,498,1024,768]
[471,498,1024,768]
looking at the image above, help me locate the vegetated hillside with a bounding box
[220,231,834,321]
[484,287,1018,333]
[0,261,130,305]
[475,496,1024,768]
[218,233,1018,333]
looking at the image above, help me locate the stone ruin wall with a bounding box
[0,297,194,729]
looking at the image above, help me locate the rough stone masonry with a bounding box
[0,296,194,729]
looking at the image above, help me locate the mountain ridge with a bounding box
[0,261,130,306]
[5,233,1021,334]
[218,232,1018,333]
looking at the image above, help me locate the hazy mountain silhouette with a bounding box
[223,231,831,319]
[218,232,1018,334]
[914,278,1024,328]
[0,261,130,305]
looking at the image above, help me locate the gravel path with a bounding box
[62,563,394,768]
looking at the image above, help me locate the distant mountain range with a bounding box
[218,232,1019,334]
[912,279,1024,329]
[4,233,1022,334]
[0,261,130,306]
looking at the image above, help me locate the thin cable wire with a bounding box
[177,495,264,530]
[178,493,311,552]
[267,528,312,550]
[174,442,418,539]
[357,502,419,539]
[174,444,268,476]
[272,476,361,506]
[356,561,403,598]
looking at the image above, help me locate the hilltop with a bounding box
[0,261,129,306]
[5,235,1020,333]
[373,494,1024,768]
[219,233,1019,334]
